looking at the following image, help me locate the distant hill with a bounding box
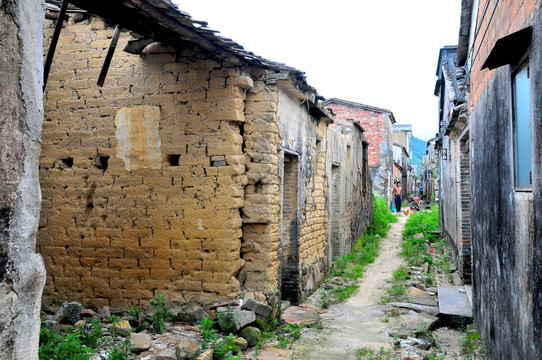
[410,136,427,176]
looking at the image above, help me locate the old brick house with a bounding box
[393,124,412,198]
[434,45,471,285]
[327,120,373,260]
[38,0,372,316]
[421,137,438,202]
[440,0,542,358]
[324,98,395,200]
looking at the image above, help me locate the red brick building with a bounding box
[324,98,395,199]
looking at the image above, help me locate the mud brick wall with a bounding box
[297,120,328,300]
[241,77,282,301]
[39,16,252,310]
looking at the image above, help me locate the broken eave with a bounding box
[275,76,333,123]
[481,26,532,70]
[66,0,247,66]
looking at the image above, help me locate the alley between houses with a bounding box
[289,215,408,359]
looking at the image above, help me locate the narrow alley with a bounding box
[2,1,542,359]
[291,215,407,359]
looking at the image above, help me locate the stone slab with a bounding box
[437,286,472,317]
[256,347,292,360]
[389,302,439,316]
[281,306,319,325]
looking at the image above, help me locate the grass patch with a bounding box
[355,346,399,360]
[399,206,451,286]
[322,197,397,305]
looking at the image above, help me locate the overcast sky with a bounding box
[174,1,461,141]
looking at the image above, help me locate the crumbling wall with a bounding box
[326,127,352,259]
[350,126,373,243]
[40,17,250,313]
[0,1,46,358]
[241,73,282,304]
[276,86,329,302]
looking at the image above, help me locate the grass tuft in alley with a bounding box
[320,196,398,307]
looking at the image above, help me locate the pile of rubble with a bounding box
[41,296,286,360]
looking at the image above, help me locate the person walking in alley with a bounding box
[393,181,402,212]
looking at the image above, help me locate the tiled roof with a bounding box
[45,0,318,96]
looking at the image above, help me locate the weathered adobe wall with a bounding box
[469,0,539,108]
[277,87,329,301]
[470,12,542,357]
[241,73,282,304]
[0,1,46,358]
[39,16,259,312]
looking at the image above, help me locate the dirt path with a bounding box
[291,215,407,360]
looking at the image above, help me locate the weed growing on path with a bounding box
[355,346,399,360]
[322,197,397,305]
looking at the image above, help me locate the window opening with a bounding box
[513,62,532,190]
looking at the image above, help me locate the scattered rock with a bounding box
[210,300,239,310]
[53,303,67,323]
[196,348,213,360]
[130,332,152,352]
[239,326,261,347]
[74,320,86,328]
[413,233,424,240]
[176,336,201,360]
[389,302,439,316]
[175,302,207,323]
[256,347,292,359]
[155,348,177,360]
[112,320,132,332]
[298,303,327,314]
[98,306,111,319]
[388,331,408,339]
[217,307,256,332]
[415,283,426,291]
[282,306,319,325]
[66,302,83,324]
[280,300,291,310]
[43,319,60,332]
[242,297,272,318]
[81,309,99,318]
[233,336,248,350]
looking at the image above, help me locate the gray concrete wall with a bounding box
[470,16,542,357]
[0,1,46,359]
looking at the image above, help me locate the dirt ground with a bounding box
[287,214,467,360]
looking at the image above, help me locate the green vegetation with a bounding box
[322,197,397,305]
[39,327,93,360]
[399,206,450,286]
[216,305,238,333]
[380,265,409,304]
[39,318,132,360]
[461,326,486,358]
[355,346,399,360]
[275,323,302,348]
[150,292,172,334]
